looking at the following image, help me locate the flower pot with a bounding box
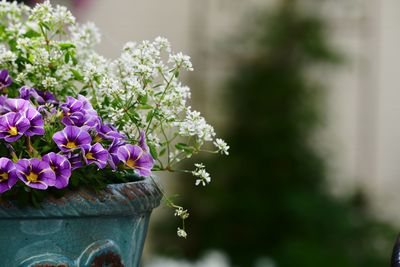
[0,176,162,267]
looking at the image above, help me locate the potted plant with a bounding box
[0,1,228,266]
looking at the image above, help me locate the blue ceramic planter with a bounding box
[0,176,162,267]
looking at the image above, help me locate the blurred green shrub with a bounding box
[152,1,396,266]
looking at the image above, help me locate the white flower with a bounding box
[177,227,187,238]
[214,138,230,155]
[176,109,216,142]
[42,76,58,88]
[194,163,205,169]
[169,52,193,71]
[192,163,211,186]
[174,207,189,219]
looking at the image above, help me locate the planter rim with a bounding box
[0,175,162,219]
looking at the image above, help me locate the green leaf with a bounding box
[159,148,166,157]
[149,143,158,160]
[59,43,76,49]
[175,143,188,150]
[139,94,148,105]
[146,110,154,122]
[64,52,70,63]
[138,104,153,110]
[71,69,84,81]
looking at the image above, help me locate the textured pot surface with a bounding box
[0,176,162,267]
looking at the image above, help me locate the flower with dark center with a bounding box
[68,153,83,170]
[117,144,154,177]
[60,96,83,115]
[3,98,30,113]
[19,87,58,105]
[107,139,126,170]
[23,107,45,136]
[16,158,56,190]
[0,158,17,193]
[61,111,98,130]
[53,126,92,152]
[81,143,109,169]
[96,123,125,141]
[42,152,71,189]
[0,112,30,142]
[0,69,12,91]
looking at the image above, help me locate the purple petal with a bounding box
[42,152,71,189]
[139,130,150,152]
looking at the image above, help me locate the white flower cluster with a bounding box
[176,109,216,142]
[192,163,211,186]
[177,227,187,238]
[174,207,189,219]
[214,138,230,155]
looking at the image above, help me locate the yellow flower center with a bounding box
[0,172,8,182]
[86,152,95,160]
[126,159,136,168]
[26,172,39,182]
[94,135,102,142]
[66,141,77,149]
[8,126,18,136]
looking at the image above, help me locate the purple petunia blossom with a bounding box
[68,153,83,170]
[0,112,30,142]
[23,107,45,136]
[19,86,31,100]
[60,95,100,129]
[53,126,92,152]
[81,143,109,169]
[60,96,83,115]
[19,87,57,105]
[96,123,125,141]
[3,98,30,113]
[61,111,98,130]
[0,158,18,193]
[0,70,12,91]
[77,94,98,116]
[16,158,56,190]
[42,152,71,189]
[139,130,149,152]
[108,139,126,170]
[117,144,154,177]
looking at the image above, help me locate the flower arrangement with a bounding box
[0,1,228,237]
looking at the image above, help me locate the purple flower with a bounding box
[0,158,18,193]
[53,126,92,152]
[117,144,154,177]
[139,130,149,152]
[96,123,125,141]
[77,94,97,116]
[60,95,99,129]
[61,111,98,130]
[0,112,30,142]
[23,107,45,136]
[60,96,83,115]
[19,87,57,105]
[3,98,30,113]
[19,86,31,100]
[81,143,109,169]
[68,154,83,170]
[0,70,12,91]
[16,158,56,190]
[42,152,71,189]
[108,139,126,170]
